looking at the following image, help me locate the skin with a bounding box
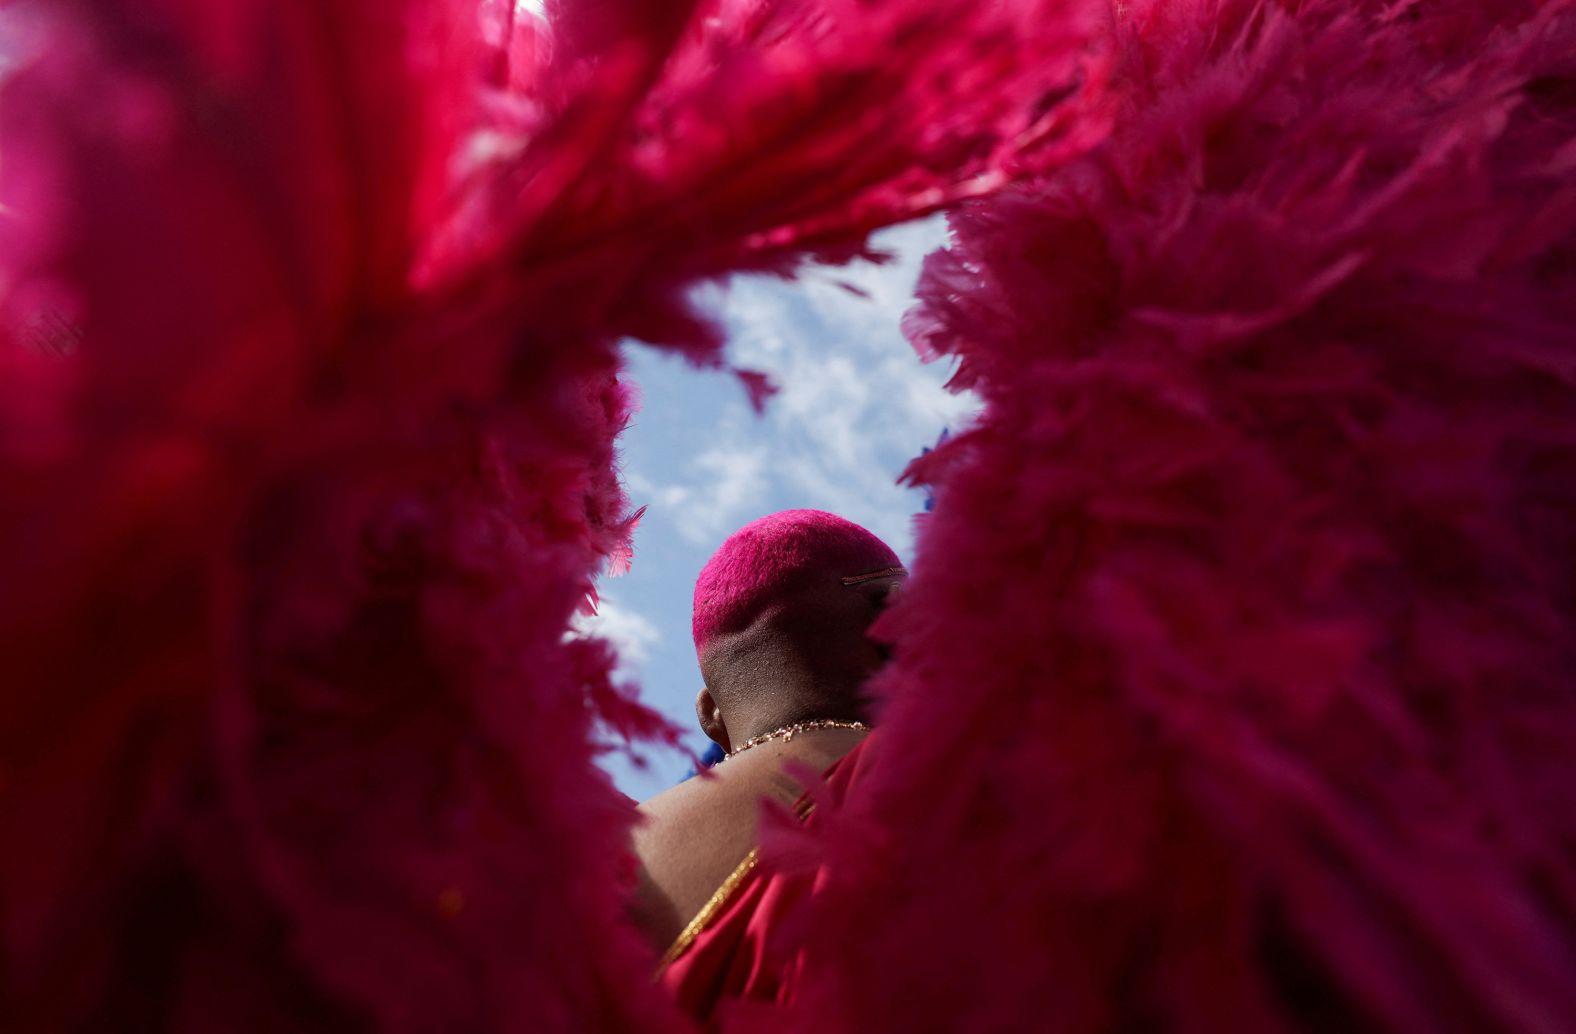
[629,568,903,954]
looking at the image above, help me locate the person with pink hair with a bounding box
[628,509,904,1019]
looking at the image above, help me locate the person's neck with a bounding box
[729,698,867,748]
[709,635,867,747]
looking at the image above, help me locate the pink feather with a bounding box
[781,2,1576,1032]
[0,0,1104,1029]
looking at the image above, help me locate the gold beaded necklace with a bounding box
[721,719,870,761]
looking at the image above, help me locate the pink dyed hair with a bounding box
[692,510,903,654]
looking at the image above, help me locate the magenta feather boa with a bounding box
[2,0,1573,1031]
[781,3,1576,1032]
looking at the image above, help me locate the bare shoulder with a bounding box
[628,732,865,953]
[638,747,802,823]
[637,732,857,848]
[628,752,782,953]
[633,748,800,896]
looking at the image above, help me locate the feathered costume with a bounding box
[785,3,1576,1032]
[1,0,1573,1031]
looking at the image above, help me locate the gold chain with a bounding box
[721,719,870,761]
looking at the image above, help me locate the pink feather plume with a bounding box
[779,2,1576,1032]
[0,0,1104,1029]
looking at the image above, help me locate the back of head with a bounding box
[692,509,903,657]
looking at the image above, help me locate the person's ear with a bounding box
[695,686,730,752]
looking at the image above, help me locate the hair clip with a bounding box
[841,566,907,585]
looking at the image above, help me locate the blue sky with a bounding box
[580,217,977,798]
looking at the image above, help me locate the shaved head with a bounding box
[692,509,902,655]
[689,510,905,749]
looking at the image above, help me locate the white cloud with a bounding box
[570,595,659,674]
[623,468,657,497]
[672,217,981,557]
[647,443,771,547]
